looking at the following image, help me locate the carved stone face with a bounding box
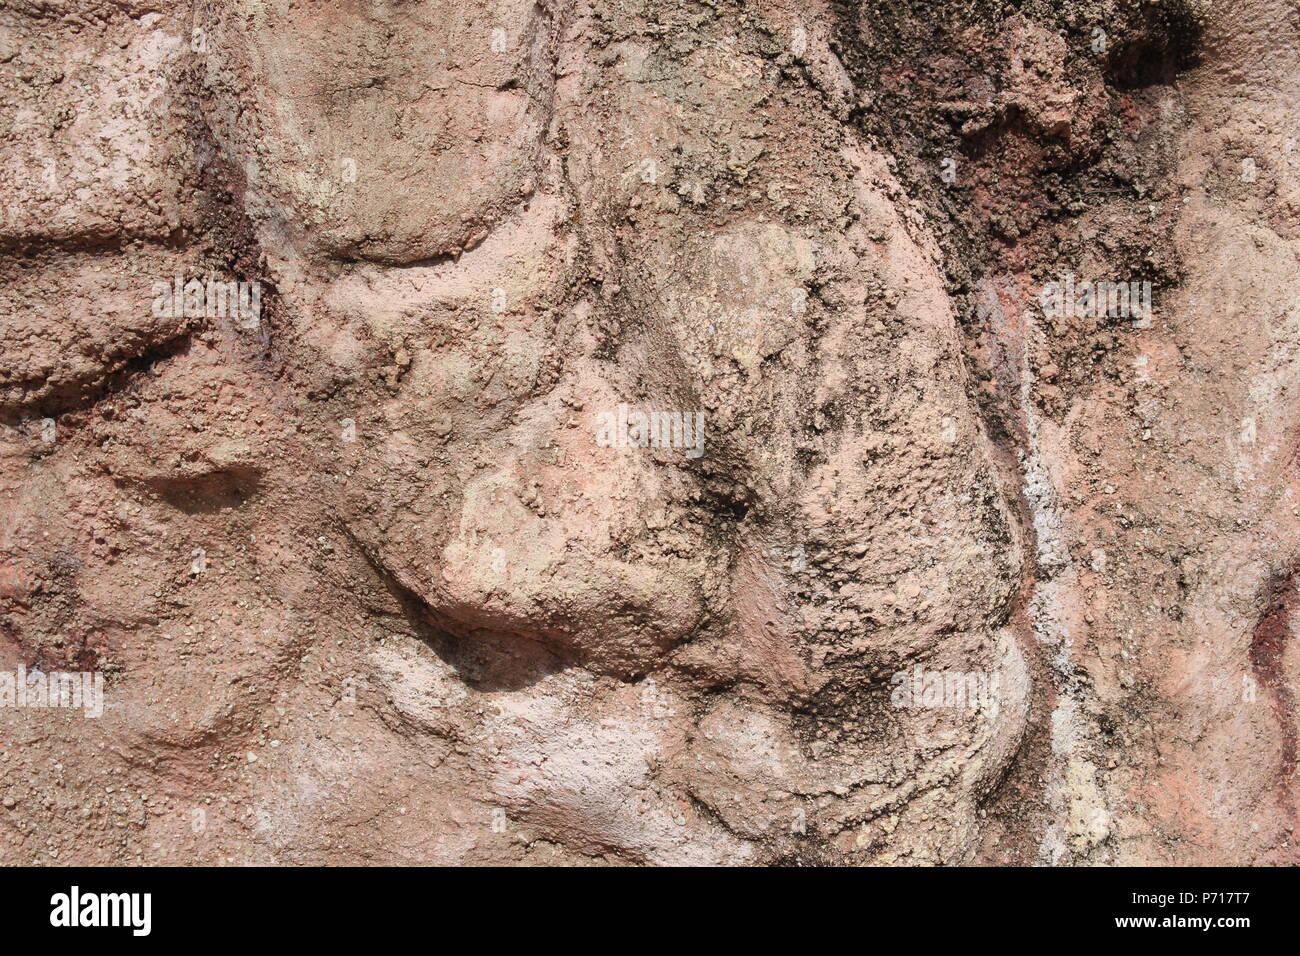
[192,0,1030,862]
[0,0,1026,864]
[4,0,1292,866]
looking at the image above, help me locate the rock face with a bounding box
[0,0,1295,865]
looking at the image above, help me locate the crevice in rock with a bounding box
[1249,561,1299,822]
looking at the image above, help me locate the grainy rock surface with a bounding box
[0,0,1295,865]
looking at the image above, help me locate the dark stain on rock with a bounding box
[1250,563,1298,817]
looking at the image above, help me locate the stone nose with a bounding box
[398,372,717,680]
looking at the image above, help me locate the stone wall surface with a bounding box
[0,0,1295,865]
